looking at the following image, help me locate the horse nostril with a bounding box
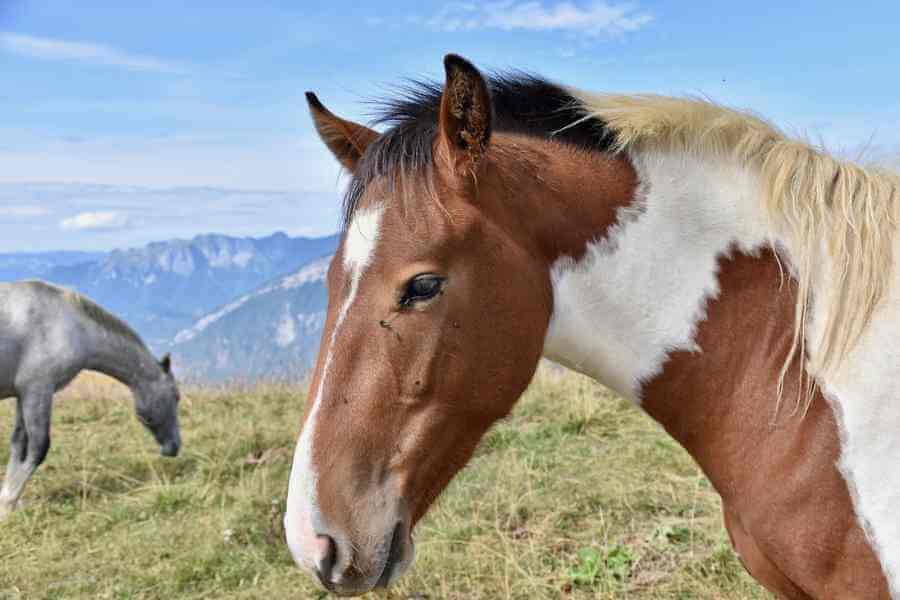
[313,534,337,586]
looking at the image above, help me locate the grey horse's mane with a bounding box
[29,280,147,348]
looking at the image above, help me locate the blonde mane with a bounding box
[575,92,900,389]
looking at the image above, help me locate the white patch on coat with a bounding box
[542,149,770,401]
[284,204,385,572]
[813,237,900,595]
[544,147,900,591]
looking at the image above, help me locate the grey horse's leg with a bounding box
[0,386,52,517]
[0,397,28,517]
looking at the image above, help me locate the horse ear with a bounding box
[438,54,493,172]
[160,353,172,374]
[306,92,378,172]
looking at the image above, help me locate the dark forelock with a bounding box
[341,72,615,228]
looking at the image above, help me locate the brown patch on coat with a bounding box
[640,249,888,599]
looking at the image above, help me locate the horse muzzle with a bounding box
[288,514,415,596]
[159,434,181,457]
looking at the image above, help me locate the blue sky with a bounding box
[1,0,898,252]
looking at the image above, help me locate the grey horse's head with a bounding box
[134,354,181,457]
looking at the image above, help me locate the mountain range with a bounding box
[0,250,107,281]
[170,255,331,381]
[0,232,339,379]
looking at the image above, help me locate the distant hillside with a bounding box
[0,232,339,349]
[171,255,331,381]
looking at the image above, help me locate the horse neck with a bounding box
[643,244,825,482]
[82,324,160,391]
[538,147,780,398]
[529,145,811,489]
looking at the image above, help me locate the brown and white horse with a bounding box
[285,54,900,598]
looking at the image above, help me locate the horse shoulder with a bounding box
[722,389,890,598]
[3,283,87,392]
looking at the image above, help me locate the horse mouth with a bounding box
[375,521,407,589]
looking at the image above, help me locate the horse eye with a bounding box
[402,275,444,306]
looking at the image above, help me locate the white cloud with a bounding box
[0,205,49,217]
[426,1,652,35]
[0,33,180,73]
[60,211,131,231]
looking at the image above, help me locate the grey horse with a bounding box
[0,280,181,517]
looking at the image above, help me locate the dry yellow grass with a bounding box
[58,371,132,402]
[0,367,768,599]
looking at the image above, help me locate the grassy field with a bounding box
[0,368,768,599]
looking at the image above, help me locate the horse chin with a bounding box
[156,425,181,457]
[325,524,415,596]
[375,533,415,591]
[369,519,413,588]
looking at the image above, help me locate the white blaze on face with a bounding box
[285,204,385,571]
